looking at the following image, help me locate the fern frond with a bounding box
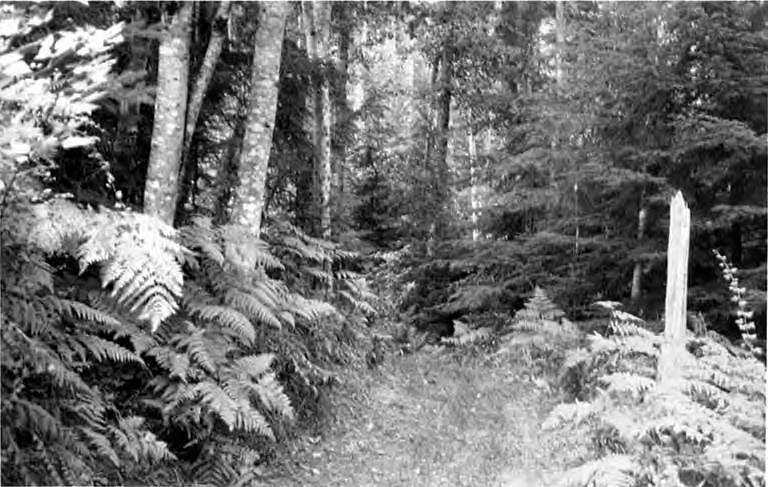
[334,270,361,280]
[221,224,284,270]
[301,265,333,284]
[224,289,281,329]
[562,347,591,369]
[29,341,97,395]
[554,454,637,487]
[179,216,225,266]
[233,354,274,378]
[253,372,294,419]
[176,328,216,373]
[588,333,660,357]
[288,295,336,322]
[146,346,191,381]
[111,416,175,464]
[78,426,120,467]
[543,400,601,430]
[51,297,122,328]
[280,236,327,263]
[442,326,493,346]
[78,334,144,365]
[600,372,656,396]
[10,398,65,442]
[77,212,185,332]
[193,305,255,345]
[683,378,730,409]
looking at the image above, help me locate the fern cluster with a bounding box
[544,305,765,487]
[2,202,180,485]
[2,204,377,485]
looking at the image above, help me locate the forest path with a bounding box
[266,347,590,486]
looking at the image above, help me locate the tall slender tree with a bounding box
[175,0,232,224]
[229,2,290,237]
[303,1,333,238]
[332,2,351,231]
[143,2,193,224]
[432,11,453,239]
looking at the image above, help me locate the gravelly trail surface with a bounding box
[264,348,591,487]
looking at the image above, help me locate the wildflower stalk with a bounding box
[713,249,757,354]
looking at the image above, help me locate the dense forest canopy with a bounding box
[0,1,765,485]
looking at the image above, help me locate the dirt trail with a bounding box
[265,348,591,486]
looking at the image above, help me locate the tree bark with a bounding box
[184,1,230,154]
[304,1,333,238]
[229,2,289,237]
[332,2,351,231]
[433,38,452,238]
[144,3,192,225]
[175,1,232,225]
[213,111,248,225]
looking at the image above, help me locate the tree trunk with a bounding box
[658,192,690,387]
[467,113,478,242]
[332,2,350,231]
[184,1,230,154]
[555,0,564,87]
[174,1,231,224]
[144,3,192,225]
[213,111,248,225]
[631,205,648,303]
[433,40,452,238]
[229,2,289,237]
[304,1,333,238]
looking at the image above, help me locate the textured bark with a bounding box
[144,3,192,225]
[175,1,232,225]
[213,112,248,225]
[304,1,333,238]
[184,1,230,153]
[433,41,452,238]
[332,2,350,230]
[229,2,289,236]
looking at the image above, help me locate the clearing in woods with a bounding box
[266,340,591,487]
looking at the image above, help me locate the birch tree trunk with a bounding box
[229,2,289,237]
[144,3,192,225]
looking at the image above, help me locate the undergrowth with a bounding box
[544,304,765,487]
[1,200,376,486]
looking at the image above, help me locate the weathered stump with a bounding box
[658,191,690,386]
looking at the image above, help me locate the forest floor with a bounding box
[264,338,593,487]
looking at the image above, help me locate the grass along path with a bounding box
[266,343,592,486]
